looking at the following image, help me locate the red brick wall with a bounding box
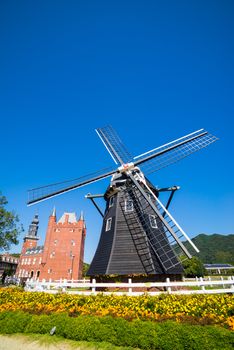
[16,213,86,281]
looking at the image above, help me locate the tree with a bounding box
[82,262,90,277]
[182,256,206,278]
[0,192,23,251]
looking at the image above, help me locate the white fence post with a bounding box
[220,276,225,288]
[92,278,96,293]
[128,278,132,295]
[199,277,205,291]
[166,277,171,293]
[62,279,67,292]
[48,278,52,290]
[208,276,212,287]
[228,276,234,290]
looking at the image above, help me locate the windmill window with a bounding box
[105,218,112,231]
[109,196,114,208]
[149,215,158,228]
[125,199,133,212]
[148,194,153,201]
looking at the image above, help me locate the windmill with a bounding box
[28,126,217,278]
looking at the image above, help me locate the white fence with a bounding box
[25,276,234,295]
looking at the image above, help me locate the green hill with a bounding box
[190,233,234,264]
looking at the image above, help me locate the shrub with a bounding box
[0,311,32,333]
[0,311,233,349]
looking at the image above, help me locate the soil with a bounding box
[0,334,81,350]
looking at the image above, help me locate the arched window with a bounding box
[125,199,133,212]
[109,196,114,208]
[105,217,112,231]
[149,214,158,228]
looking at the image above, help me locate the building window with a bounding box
[33,258,36,265]
[54,239,58,245]
[55,228,60,232]
[28,258,31,265]
[109,196,114,208]
[105,217,112,232]
[70,229,75,232]
[125,199,133,212]
[71,240,75,246]
[39,257,42,264]
[149,214,158,228]
[36,271,40,278]
[68,269,72,273]
[50,251,55,258]
[48,268,52,274]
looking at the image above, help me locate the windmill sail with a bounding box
[119,186,182,273]
[134,129,218,175]
[96,125,133,165]
[127,172,198,265]
[27,167,116,205]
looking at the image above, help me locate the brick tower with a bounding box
[21,214,39,255]
[16,210,86,281]
[40,209,86,280]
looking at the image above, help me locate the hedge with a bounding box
[0,311,233,350]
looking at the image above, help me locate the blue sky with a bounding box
[0,0,233,263]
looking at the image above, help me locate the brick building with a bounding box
[16,209,86,281]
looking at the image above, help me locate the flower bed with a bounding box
[0,288,233,330]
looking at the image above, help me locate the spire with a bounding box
[52,206,56,217]
[24,214,39,240]
[79,210,84,221]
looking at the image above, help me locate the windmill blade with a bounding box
[134,129,218,175]
[122,179,186,272]
[119,189,170,274]
[96,125,133,165]
[126,172,199,271]
[27,167,116,206]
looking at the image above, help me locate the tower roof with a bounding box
[24,214,39,240]
[79,211,84,221]
[52,207,56,217]
[58,212,77,224]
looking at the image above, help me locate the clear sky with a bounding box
[0,0,233,263]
